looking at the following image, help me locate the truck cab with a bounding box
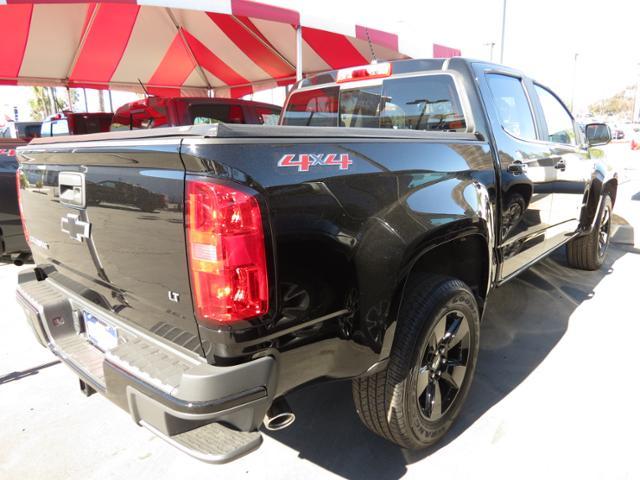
[281,58,616,281]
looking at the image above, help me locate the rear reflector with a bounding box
[336,62,392,83]
[186,180,268,324]
[16,169,29,244]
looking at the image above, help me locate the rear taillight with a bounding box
[16,169,29,244]
[186,180,268,324]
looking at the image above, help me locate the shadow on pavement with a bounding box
[264,245,634,480]
[0,360,60,386]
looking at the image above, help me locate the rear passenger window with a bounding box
[486,74,536,140]
[283,76,466,131]
[339,85,382,128]
[534,85,576,145]
[379,75,466,131]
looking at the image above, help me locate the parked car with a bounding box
[0,138,30,261]
[0,120,40,261]
[16,58,616,463]
[0,121,41,140]
[610,126,625,140]
[41,111,113,137]
[110,97,281,130]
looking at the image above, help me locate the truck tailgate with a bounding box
[18,139,203,355]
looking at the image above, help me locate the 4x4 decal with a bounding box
[277,153,352,172]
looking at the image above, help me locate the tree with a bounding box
[589,86,635,119]
[28,86,76,120]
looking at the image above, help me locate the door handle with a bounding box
[554,160,566,171]
[507,161,528,175]
[58,172,86,208]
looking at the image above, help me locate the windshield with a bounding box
[283,74,466,132]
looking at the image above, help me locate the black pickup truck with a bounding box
[16,58,616,463]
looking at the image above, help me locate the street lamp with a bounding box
[499,0,507,63]
[571,53,579,114]
[484,42,496,62]
[633,62,640,123]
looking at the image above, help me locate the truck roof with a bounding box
[296,57,524,90]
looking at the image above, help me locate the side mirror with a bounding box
[585,123,611,147]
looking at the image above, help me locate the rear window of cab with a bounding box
[283,74,466,132]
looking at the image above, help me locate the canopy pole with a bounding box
[65,4,100,86]
[164,8,212,93]
[499,0,507,63]
[108,90,114,113]
[48,87,56,115]
[66,87,73,112]
[296,24,302,82]
[83,88,89,112]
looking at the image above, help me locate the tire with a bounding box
[566,194,613,271]
[140,202,156,213]
[352,275,480,449]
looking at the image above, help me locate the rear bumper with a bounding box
[16,269,276,463]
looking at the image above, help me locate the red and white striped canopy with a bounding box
[0,0,409,97]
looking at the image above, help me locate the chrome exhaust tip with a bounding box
[264,397,295,431]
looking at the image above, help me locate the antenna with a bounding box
[138,78,150,98]
[364,28,378,64]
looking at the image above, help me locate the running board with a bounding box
[141,420,262,463]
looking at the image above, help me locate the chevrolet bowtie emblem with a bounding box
[61,213,91,242]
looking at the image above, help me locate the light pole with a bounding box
[295,24,302,82]
[570,53,579,114]
[484,42,496,62]
[633,62,640,123]
[499,0,507,63]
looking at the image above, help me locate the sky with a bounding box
[316,0,640,110]
[1,0,639,120]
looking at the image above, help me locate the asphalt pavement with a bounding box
[1,144,639,480]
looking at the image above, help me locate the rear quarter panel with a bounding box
[181,137,496,385]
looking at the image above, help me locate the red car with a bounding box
[40,111,113,137]
[110,97,281,130]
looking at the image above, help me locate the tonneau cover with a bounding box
[23,124,480,149]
